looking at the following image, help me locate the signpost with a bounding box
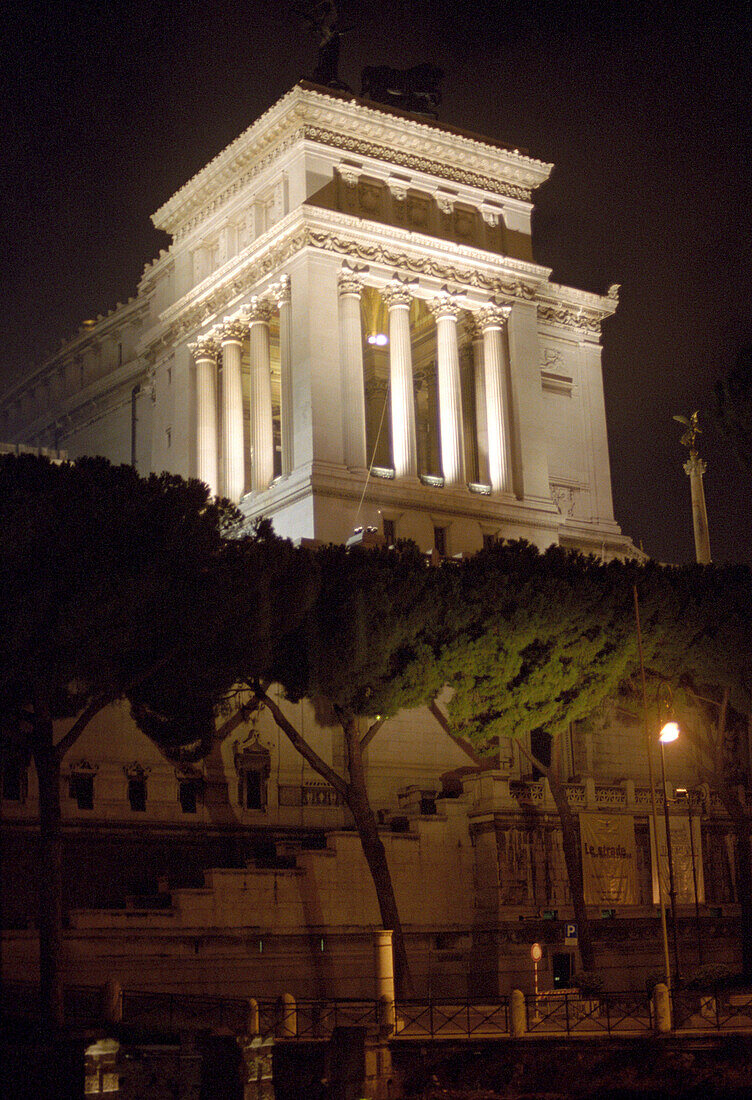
[565,923,578,947]
[530,943,543,1022]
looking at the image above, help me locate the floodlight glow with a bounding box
[659,720,680,743]
[368,333,388,346]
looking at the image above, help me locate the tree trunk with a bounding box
[547,769,596,973]
[341,717,415,999]
[31,719,65,1033]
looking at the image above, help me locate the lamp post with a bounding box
[657,696,681,987]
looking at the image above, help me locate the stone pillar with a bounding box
[191,336,219,497]
[338,269,368,469]
[429,296,466,488]
[382,283,418,479]
[653,982,672,1033]
[276,276,294,475]
[374,928,396,1037]
[468,316,489,484]
[684,452,712,563]
[248,300,274,492]
[510,989,527,1037]
[219,320,246,502]
[479,304,514,494]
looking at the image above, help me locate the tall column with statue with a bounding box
[675,411,712,564]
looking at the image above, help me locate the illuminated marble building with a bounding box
[2,86,736,999]
[1,82,632,559]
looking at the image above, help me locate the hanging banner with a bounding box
[650,814,705,905]
[580,812,638,905]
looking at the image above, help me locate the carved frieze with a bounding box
[537,304,602,334]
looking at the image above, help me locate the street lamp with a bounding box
[658,684,681,987]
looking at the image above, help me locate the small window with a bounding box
[2,757,24,802]
[433,526,447,557]
[128,778,147,812]
[552,952,573,989]
[69,772,94,811]
[240,770,264,811]
[383,518,395,546]
[178,779,199,814]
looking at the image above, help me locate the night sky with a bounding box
[3,0,752,563]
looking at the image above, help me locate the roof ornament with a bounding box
[295,0,351,90]
[360,64,444,119]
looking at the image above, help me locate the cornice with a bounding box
[152,84,552,239]
[536,281,618,337]
[141,207,552,358]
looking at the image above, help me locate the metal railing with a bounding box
[6,982,752,1040]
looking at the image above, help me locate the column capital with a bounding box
[218,319,247,344]
[463,314,484,342]
[684,454,707,478]
[478,303,511,331]
[381,283,412,310]
[271,274,291,306]
[189,336,219,362]
[338,269,364,297]
[245,298,273,324]
[428,294,461,322]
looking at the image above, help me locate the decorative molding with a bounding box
[189,336,220,361]
[478,303,510,330]
[428,293,461,321]
[537,304,602,334]
[246,298,273,324]
[219,319,247,343]
[550,483,577,517]
[381,282,412,309]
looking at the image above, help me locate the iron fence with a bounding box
[7,981,752,1040]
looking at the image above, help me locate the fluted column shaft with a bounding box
[338,271,368,469]
[191,337,219,497]
[383,284,418,478]
[480,305,514,494]
[219,322,246,501]
[429,298,465,487]
[276,277,294,475]
[248,300,274,492]
[469,320,489,484]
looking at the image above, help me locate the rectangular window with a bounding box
[128,778,147,812]
[383,518,396,546]
[433,525,447,557]
[69,772,94,811]
[240,770,264,810]
[179,780,199,814]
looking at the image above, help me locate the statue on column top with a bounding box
[673,410,702,457]
[295,0,351,90]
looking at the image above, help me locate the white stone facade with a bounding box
[0,83,633,559]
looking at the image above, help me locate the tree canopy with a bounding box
[714,346,752,474]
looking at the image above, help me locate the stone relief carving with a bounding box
[537,304,601,334]
[550,483,576,517]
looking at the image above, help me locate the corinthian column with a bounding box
[275,276,294,475]
[466,316,489,484]
[191,336,219,497]
[382,283,418,479]
[479,304,514,494]
[429,296,465,488]
[219,320,246,501]
[248,299,274,492]
[338,270,368,469]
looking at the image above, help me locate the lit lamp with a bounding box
[658,685,681,986]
